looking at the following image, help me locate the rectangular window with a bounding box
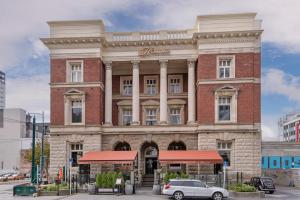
[122,109,132,126]
[145,109,157,125]
[218,59,231,78]
[70,143,83,167]
[71,100,82,123]
[169,78,181,93]
[70,63,82,82]
[146,79,157,95]
[217,141,232,166]
[218,97,231,121]
[169,108,181,125]
[122,79,132,96]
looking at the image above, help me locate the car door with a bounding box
[181,181,195,197]
[193,181,210,197]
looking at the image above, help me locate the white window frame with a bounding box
[66,60,84,83]
[217,141,233,167]
[168,75,183,94]
[144,75,158,95]
[214,87,238,123]
[216,55,235,79]
[71,100,83,124]
[120,76,133,96]
[122,108,132,126]
[64,89,85,125]
[70,143,83,167]
[145,108,158,125]
[169,108,181,125]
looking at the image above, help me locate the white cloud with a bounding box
[261,68,300,141]
[148,0,300,53]
[5,74,50,121]
[262,68,300,104]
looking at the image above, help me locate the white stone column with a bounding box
[159,59,168,125]
[131,60,140,125]
[187,59,196,124]
[104,61,112,125]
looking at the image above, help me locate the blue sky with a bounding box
[1,0,300,140]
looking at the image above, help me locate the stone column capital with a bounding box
[187,58,197,65]
[159,59,168,64]
[104,61,112,70]
[131,60,140,64]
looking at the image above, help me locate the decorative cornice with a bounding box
[197,78,260,86]
[193,30,263,40]
[50,82,104,90]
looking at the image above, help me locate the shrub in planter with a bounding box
[96,172,121,189]
[228,183,256,192]
[163,172,189,184]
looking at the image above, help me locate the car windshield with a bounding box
[261,178,273,183]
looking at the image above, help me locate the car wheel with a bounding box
[173,191,184,200]
[269,191,274,194]
[212,192,223,200]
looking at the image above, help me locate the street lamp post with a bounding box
[31,115,36,184]
[29,112,45,185]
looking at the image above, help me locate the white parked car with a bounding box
[163,179,229,200]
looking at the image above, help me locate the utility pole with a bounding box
[31,115,36,184]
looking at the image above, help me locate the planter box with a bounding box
[97,188,118,194]
[229,191,265,198]
[38,189,69,196]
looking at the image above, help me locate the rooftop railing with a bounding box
[105,29,195,42]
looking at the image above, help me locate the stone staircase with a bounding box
[142,174,154,187]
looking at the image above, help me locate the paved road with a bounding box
[1,182,300,200]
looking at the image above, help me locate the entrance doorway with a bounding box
[141,142,158,175]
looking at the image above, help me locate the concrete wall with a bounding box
[0,108,26,171]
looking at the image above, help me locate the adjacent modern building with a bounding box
[42,13,262,182]
[0,108,48,173]
[0,108,27,171]
[0,71,5,109]
[262,142,300,187]
[280,113,300,142]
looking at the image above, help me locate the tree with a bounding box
[24,141,50,174]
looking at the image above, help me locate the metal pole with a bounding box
[31,116,36,184]
[37,165,39,185]
[41,111,45,183]
[69,161,72,195]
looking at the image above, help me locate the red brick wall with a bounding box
[197,52,261,125]
[112,75,120,94]
[51,58,103,83]
[197,83,261,124]
[51,59,66,83]
[50,57,104,125]
[51,87,104,125]
[198,53,261,79]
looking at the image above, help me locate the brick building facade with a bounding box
[42,13,262,181]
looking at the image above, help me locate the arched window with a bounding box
[114,142,131,151]
[168,141,186,150]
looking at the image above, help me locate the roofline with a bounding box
[47,19,104,25]
[196,12,257,19]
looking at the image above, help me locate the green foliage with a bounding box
[24,141,50,167]
[42,183,69,192]
[228,183,256,192]
[96,172,120,188]
[163,172,189,183]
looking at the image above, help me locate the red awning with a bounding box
[78,150,138,164]
[158,150,223,164]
